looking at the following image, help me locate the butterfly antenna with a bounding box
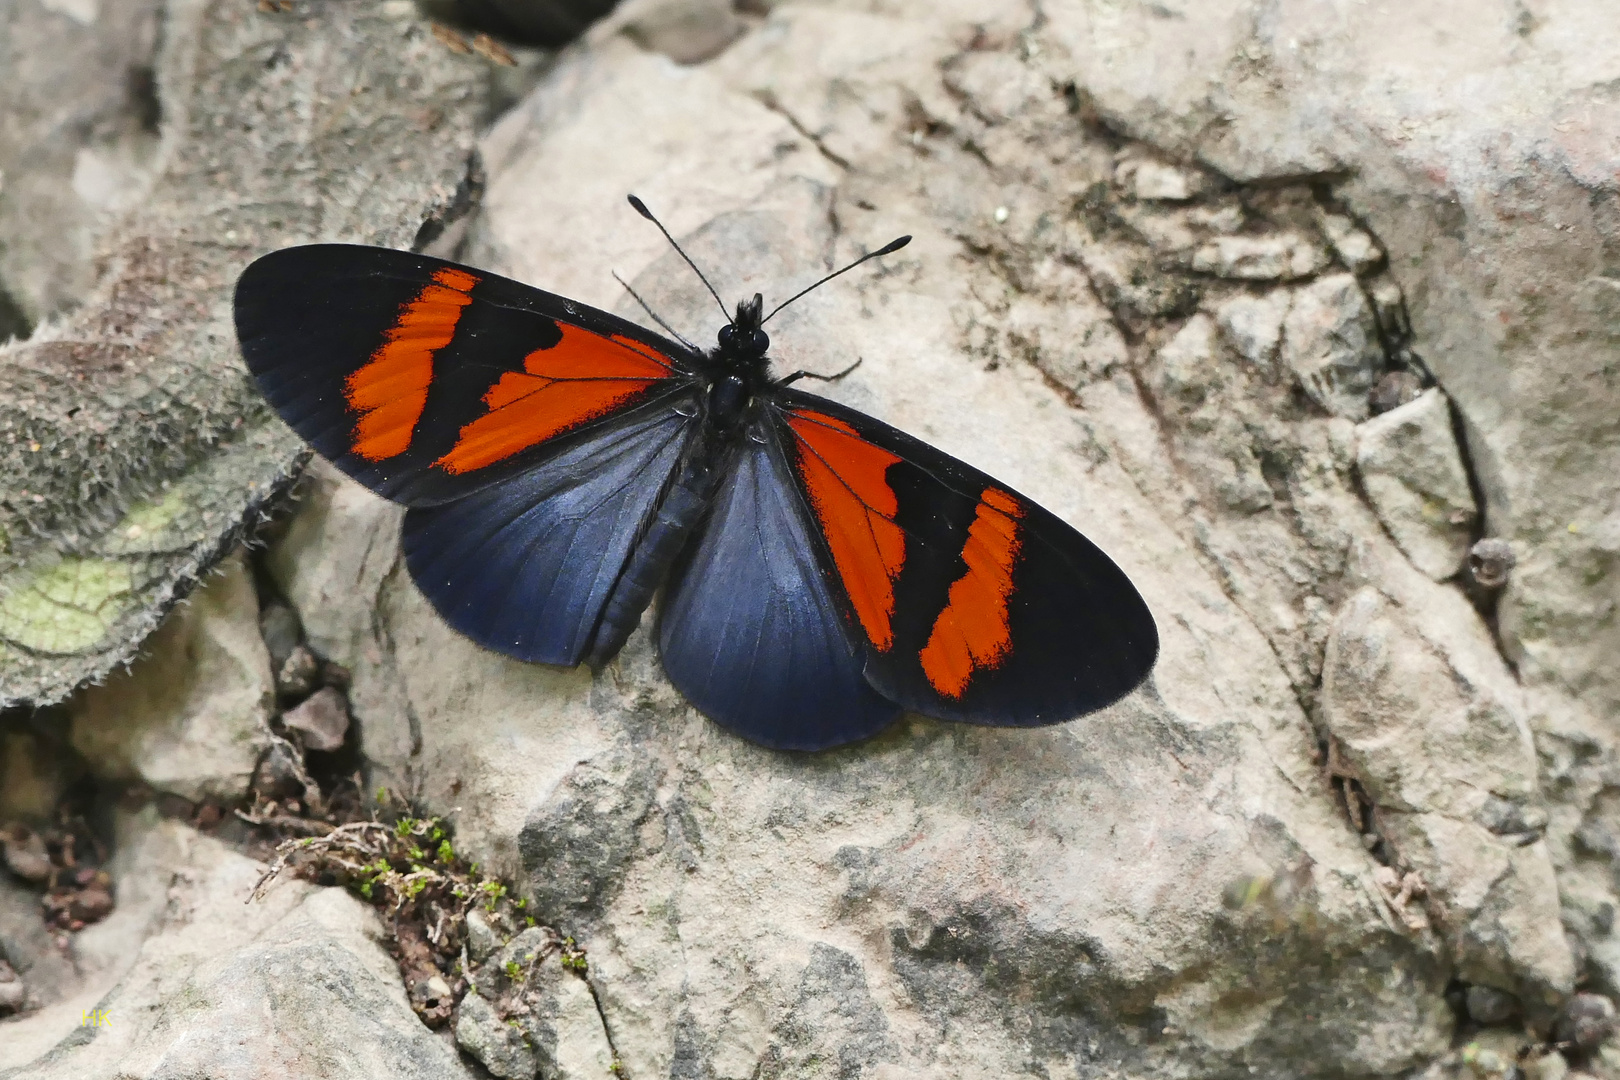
[613,270,700,352]
[626,195,732,325]
[762,235,911,325]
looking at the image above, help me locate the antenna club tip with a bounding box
[627,194,653,219]
[880,235,912,255]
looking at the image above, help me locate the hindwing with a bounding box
[766,387,1159,726]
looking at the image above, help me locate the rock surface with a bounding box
[67,548,273,803]
[263,4,1577,1073]
[0,813,479,1079]
[1356,388,1478,581]
[1047,0,1620,822]
[456,929,615,1079]
[4,0,1619,1076]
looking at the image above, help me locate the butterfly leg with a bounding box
[774,358,863,388]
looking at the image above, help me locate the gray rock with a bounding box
[1283,272,1385,420]
[0,813,478,1078]
[1069,235,1201,326]
[1321,584,1571,1003]
[0,729,80,823]
[998,258,1130,392]
[0,959,22,1016]
[476,927,556,993]
[1476,794,1547,840]
[251,738,307,801]
[1316,211,1384,275]
[1045,0,1620,877]
[66,548,273,802]
[258,601,304,675]
[1468,539,1517,591]
[1355,388,1478,581]
[1115,152,1206,201]
[1191,232,1328,281]
[1554,992,1617,1053]
[0,0,163,332]
[281,687,350,753]
[604,0,745,65]
[1213,290,1289,376]
[275,645,322,701]
[463,930,614,1080]
[456,990,538,1079]
[465,907,506,965]
[1528,1049,1570,1080]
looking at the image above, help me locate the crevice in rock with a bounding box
[581,973,626,1077]
[374,561,427,758]
[752,89,851,171]
[413,151,488,257]
[0,285,35,347]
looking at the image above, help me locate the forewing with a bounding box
[656,426,902,751]
[769,387,1159,726]
[402,398,700,667]
[235,244,698,506]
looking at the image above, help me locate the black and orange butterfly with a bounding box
[234,198,1158,751]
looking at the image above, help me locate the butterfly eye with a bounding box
[750,330,770,354]
[718,325,736,348]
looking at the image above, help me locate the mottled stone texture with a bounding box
[5,0,1620,1077]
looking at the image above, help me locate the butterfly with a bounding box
[233,197,1158,751]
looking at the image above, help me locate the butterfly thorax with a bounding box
[704,292,773,434]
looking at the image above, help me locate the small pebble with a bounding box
[1555,993,1617,1054]
[1464,1045,1506,1078]
[408,970,454,1028]
[1465,984,1520,1025]
[1369,370,1423,414]
[258,601,304,672]
[282,687,351,753]
[465,907,504,964]
[276,645,321,699]
[2,825,52,883]
[1529,1049,1569,1080]
[253,741,305,797]
[1468,539,1516,590]
[0,960,24,1016]
[70,882,115,923]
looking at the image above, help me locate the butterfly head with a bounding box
[717,292,770,361]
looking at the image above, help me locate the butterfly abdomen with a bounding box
[584,431,735,668]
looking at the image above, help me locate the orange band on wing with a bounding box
[435,323,672,475]
[345,266,479,461]
[919,488,1025,698]
[787,410,905,650]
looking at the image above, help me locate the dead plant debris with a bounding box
[249,788,559,1030]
